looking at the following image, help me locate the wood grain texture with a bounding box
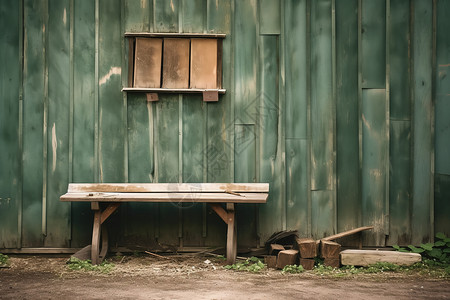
[361,89,387,246]
[190,39,218,89]
[340,250,421,266]
[68,183,269,193]
[162,38,190,88]
[134,38,162,88]
[61,192,268,203]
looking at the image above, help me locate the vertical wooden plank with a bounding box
[434,0,450,237]
[434,174,450,237]
[205,0,232,246]
[21,0,46,247]
[286,140,308,235]
[70,0,96,248]
[134,38,162,88]
[259,0,280,35]
[361,0,386,88]
[98,0,124,183]
[181,0,206,247]
[435,0,450,176]
[259,35,284,239]
[124,0,151,32]
[235,124,257,246]
[154,0,178,33]
[124,0,157,248]
[45,0,71,247]
[234,0,257,124]
[411,0,433,244]
[155,95,180,245]
[336,0,360,232]
[310,0,334,191]
[285,0,307,140]
[362,89,387,246]
[162,38,190,88]
[311,191,335,238]
[181,0,205,33]
[190,39,217,89]
[0,0,20,248]
[388,121,411,245]
[310,0,335,238]
[387,0,411,246]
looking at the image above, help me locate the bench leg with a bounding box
[226,203,237,265]
[91,210,101,265]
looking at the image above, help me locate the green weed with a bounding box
[224,257,265,272]
[66,257,114,274]
[281,264,304,274]
[393,232,450,264]
[0,253,9,267]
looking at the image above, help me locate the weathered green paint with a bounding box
[0,0,20,248]
[259,0,280,35]
[434,174,450,236]
[45,0,71,247]
[1,0,448,250]
[389,0,410,120]
[336,0,360,232]
[435,0,450,176]
[310,0,334,192]
[434,0,450,237]
[387,0,412,246]
[361,0,386,89]
[234,0,257,124]
[285,0,307,140]
[388,120,411,245]
[21,0,46,247]
[362,89,388,246]
[259,35,284,240]
[411,0,433,245]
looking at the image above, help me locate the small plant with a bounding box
[224,257,265,272]
[281,264,304,274]
[67,257,114,274]
[0,253,10,267]
[364,262,400,273]
[393,232,450,264]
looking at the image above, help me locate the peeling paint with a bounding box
[170,0,175,12]
[141,0,146,8]
[52,123,57,172]
[63,8,67,25]
[99,67,121,85]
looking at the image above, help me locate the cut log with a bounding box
[320,240,341,259]
[324,258,340,268]
[299,258,315,270]
[276,249,299,269]
[264,255,277,269]
[322,226,374,241]
[295,238,318,258]
[340,250,421,266]
[270,244,285,256]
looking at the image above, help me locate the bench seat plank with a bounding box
[67,183,269,193]
[61,192,268,203]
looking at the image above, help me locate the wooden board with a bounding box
[340,250,421,266]
[133,38,162,88]
[190,39,218,89]
[68,183,269,193]
[61,192,268,203]
[162,38,190,89]
[322,226,374,241]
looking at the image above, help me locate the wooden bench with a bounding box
[60,183,269,265]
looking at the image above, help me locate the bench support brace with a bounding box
[207,203,237,264]
[91,202,120,265]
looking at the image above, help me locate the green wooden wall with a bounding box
[1,0,449,250]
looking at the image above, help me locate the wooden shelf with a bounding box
[124,32,226,39]
[122,88,226,94]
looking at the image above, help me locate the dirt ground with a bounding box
[1,254,449,299]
